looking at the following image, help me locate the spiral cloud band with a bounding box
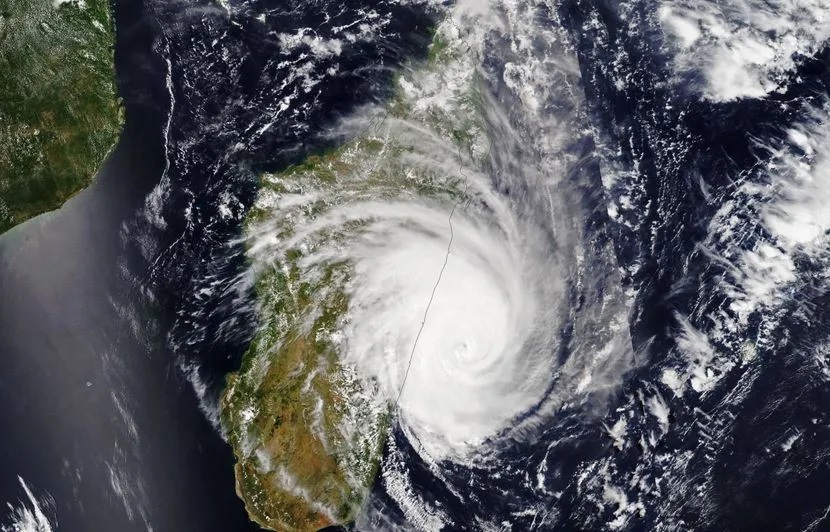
[294,196,561,458]
[241,0,635,468]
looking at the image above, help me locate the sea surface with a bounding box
[0,0,258,529]
[0,0,435,529]
[3,0,830,530]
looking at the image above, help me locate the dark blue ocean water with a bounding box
[0,0,259,528]
[1,0,437,530]
[3,0,830,530]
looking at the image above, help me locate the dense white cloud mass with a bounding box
[1,477,56,532]
[293,196,561,458]
[244,0,636,464]
[704,103,830,330]
[658,0,830,101]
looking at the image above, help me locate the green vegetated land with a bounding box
[0,0,122,234]
[220,141,394,532]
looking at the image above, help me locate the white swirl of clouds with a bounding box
[299,196,560,458]
[247,119,569,458]
[245,0,635,463]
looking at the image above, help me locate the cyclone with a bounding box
[220,1,638,527]
[345,200,555,458]
[260,176,562,460]
[240,0,634,468]
[99,0,830,527]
